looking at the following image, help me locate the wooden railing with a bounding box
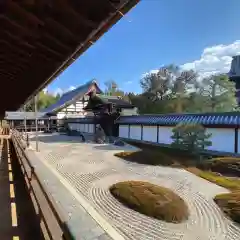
[15,125,57,132]
[11,130,75,240]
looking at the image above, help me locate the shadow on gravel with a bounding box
[30,134,87,144]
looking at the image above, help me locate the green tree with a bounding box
[171,69,198,113]
[104,80,119,95]
[171,123,212,158]
[200,74,237,112]
[23,91,60,111]
[139,65,198,114]
[140,68,172,101]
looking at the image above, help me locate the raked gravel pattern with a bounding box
[30,134,240,240]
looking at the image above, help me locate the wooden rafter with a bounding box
[0,0,140,115]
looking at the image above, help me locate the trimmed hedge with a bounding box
[110,181,189,223]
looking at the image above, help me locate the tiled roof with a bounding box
[101,96,134,108]
[41,80,103,113]
[115,112,240,126]
[67,117,95,124]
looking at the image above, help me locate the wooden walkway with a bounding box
[0,137,43,240]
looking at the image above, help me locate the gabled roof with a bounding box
[41,80,103,113]
[115,112,240,126]
[84,94,134,111]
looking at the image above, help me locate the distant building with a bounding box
[41,80,137,124]
[5,111,57,131]
[228,55,240,104]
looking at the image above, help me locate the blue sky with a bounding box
[47,0,240,95]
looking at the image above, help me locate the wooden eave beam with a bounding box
[0,40,33,56]
[7,0,44,26]
[45,18,78,43]
[35,42,65,59]
[0,15,38,38]
[42,32,72,53]
[55,0,98,29]
[1,30,35,49]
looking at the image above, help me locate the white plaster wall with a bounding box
[89,124,94,133]
[206,128,235,153]
[57,112,66,119]
[121,108,138,116]
[68,123,73,130]
[72,123,78,130]
[80,124,84,132]
[129,125,141,140]
[158,126,173,144]
[142,126,158,142]
[238,129,240,154]
[85,124,89,132]
[119,125,129,138]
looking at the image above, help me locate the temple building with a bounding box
[228,55,240,104]
[4,80,137,131]
[41,80,137,124]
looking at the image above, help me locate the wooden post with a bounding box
[35,95,39,152]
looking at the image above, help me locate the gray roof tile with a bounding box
[41,80,103,113]
[116,112,240,126]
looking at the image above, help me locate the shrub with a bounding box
[110,181,189,223]
[171,123,212,158]
[214,192,240,223]
[186,168,240,191]
[196,157,240,177]
[114,150,176,166]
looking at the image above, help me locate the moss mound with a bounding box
[114,151,177,166]
[110,181,189,223]
[214,192,240,224]
[187,169,240,191]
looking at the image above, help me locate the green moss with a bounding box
[114,150,176,166]
[110,181,189,223]
[115,142,240,224]
[214,192,240,224]
[196,171,240,191]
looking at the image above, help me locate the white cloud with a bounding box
[181,40,240,78]
[125,81,133,85]
[141,69,159,78]
[43,88,48,94]
[143,40,240,79]
[68,86,76,91]
[50,85,76,96]
[53,88,64,96]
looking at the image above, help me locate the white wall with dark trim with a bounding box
[120,124,238,154]
[66,122,239,154]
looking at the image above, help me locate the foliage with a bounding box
[189,169,240,191]
[200,157,240,177]
[128,93,170,114]
[23,91,60,111]
[110,181,189,223]
[140,65,198,113]
[128,64,237,114]
[140,68,172,101]
[104,80,131,102]
[171,123,212,155]
[200,74,238,112]
[214,192,240,224]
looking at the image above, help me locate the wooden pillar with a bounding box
[234,128,238,153]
